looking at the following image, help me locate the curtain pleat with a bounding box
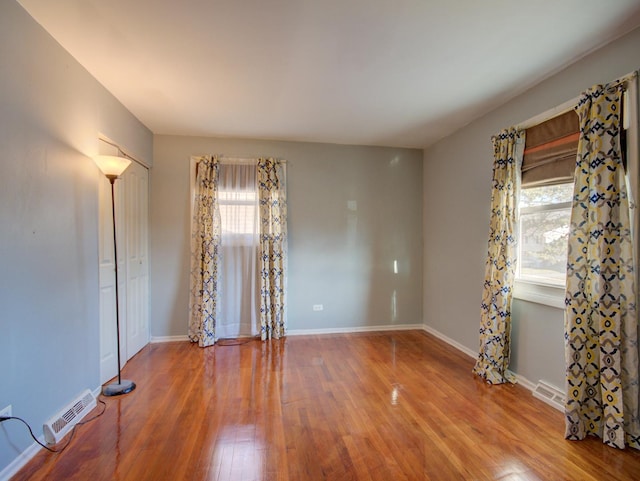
[473,128,523,384]
[189,155,221,347]
[564,80,640,450]
[257,158,287,340]
[626,75,640,313]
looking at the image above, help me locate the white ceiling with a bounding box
[18,0,640,149]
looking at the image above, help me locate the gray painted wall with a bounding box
[151,136,423,338]
[423,26,640,389]
[0,1,152,472]
[5,0,638,473]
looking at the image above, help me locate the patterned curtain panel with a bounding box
[189,155,221,347]
[473,128,523,384]
[257,158,287,340]
[564,81,640,450]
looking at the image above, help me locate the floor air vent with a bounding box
[43,389,96,445]
[532,381,565,412]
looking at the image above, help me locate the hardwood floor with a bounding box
[11,330,640,480]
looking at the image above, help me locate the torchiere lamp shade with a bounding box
[94,155,132,179]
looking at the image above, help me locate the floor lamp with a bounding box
[94,155,136,397]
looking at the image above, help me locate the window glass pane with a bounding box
[219,203,257,235]
[219,187,258,245]
[219,190,257,203]
[519,207,570,285]
[520,183,573,208]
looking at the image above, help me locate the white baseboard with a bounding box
[514,374,536,392]
[0,385,111,480]
[0,440,43,481]
[92,386,102,398]
[150,335,190,343]
[421,324,564,412]
[151,326,424,342]
[422,324,477,359]
[287,323,424,336]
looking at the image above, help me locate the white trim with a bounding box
[520,201,572,215]
[514,374,536,392]
[421,324,564,412]
[513,280,565,309]
[287,323,424,336]
[0,385,110,481]
[150,335,190,343]
[0,439,43,481]
[516,97,578,130]
[98,134,149,169]
[519,71,634,131]
[422,325,477,359]
[151,326,424,342]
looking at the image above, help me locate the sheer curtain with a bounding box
[217,162,260,339]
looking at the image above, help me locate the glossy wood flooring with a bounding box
[12,330,640,480]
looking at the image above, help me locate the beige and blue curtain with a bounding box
[189,155,221,347]
[564,79,640,450]
[257,158,287,340]
[473,128,523,384]
[189,156,287,346]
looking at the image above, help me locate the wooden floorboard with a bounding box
[11,330,640,480]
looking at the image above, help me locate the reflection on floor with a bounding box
[12,330,640,480]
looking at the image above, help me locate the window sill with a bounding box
[513,279,565,309]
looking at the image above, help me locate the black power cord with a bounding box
[0,399,107,453]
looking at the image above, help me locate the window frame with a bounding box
[516,185,572,286]
[513,79,637,309]
[515,185,573,309]
[512,98,578,309]
[217,188,260,245]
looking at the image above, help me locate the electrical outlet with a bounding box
[313,304,324,311]
[0,405,12,419]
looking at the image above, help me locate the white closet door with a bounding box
[99,159,149,384]
[123,161,149,358]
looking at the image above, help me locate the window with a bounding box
[190,156,288,343]
[516,108,579,290]
[514,108,579,306]
[512,78,638,307]
[218,190,258,236]
[218,163,259,245]
[517,183,572,286]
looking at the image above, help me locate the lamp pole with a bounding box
[94,155,135,397]
[109,176,124,387]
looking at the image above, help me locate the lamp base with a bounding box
[102,380,136,397]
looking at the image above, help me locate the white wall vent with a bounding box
[43,389,96,445]
[532,380,565,412]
